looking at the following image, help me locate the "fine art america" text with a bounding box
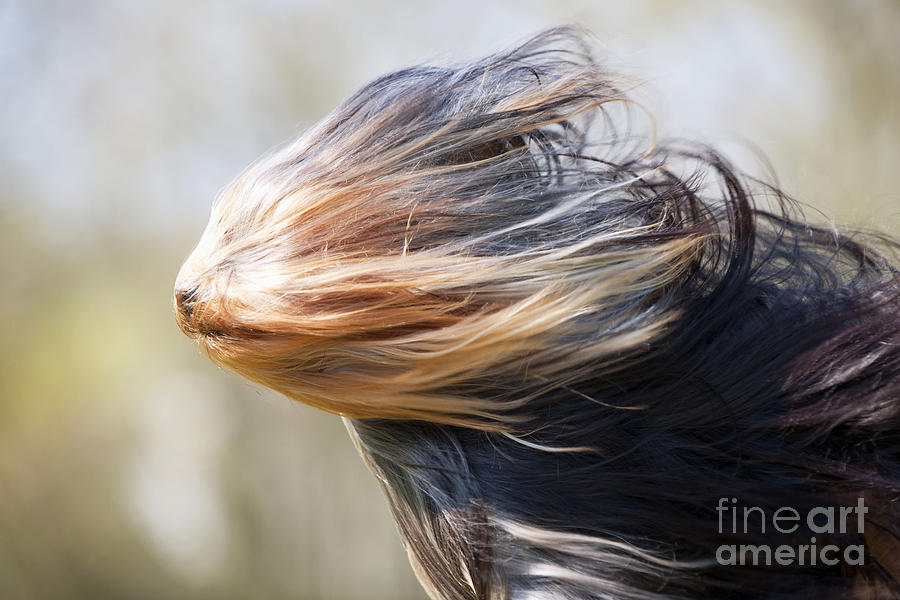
[715,497,867,567]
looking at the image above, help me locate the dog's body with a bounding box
[175,29,900,599]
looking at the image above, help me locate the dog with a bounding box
[174,28,900,599]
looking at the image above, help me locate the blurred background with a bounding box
[1,1,898,598]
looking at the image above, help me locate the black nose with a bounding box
[175,286,198,319]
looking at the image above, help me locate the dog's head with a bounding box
[174,28,703,430]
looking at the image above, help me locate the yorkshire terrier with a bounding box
[175,28,900,599]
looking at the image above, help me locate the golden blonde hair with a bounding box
[174,31,709,430]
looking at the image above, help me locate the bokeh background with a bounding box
[1,1,898,598]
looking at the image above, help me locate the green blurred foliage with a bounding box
[0,1,897,598]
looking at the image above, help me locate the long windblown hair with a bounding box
[174,29,900,599]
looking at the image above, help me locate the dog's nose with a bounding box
[174,286,198,319]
